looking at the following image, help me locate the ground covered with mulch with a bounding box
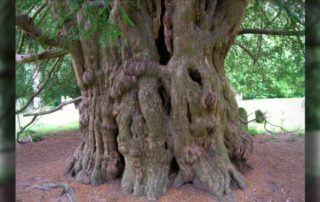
[16,130,305,202]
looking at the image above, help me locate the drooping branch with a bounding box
[238,29,304,36]
[23,96,82,117]
[16,14,68,48]
[16,115,38,144]
[234,42,256,62]
[16,48,68,64]
[17,30,26,54]
[16,57,63,114]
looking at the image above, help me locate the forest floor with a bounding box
[16,130,305,202]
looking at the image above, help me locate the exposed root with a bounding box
[191,148,247,200]
[65,140,123,185]
[32,182,78,202]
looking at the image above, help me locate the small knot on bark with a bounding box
[123,59,145,76]
[118,144,128,154]
[112,102,121,117]
[185,144,202,164]
[110,74,137,100]
[79,101,89,127]
[201,91,216,111]
[82,71,95,86]
[129,148,140,158]
[118,143,129,154]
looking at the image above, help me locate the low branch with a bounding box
[16,115,38,144]
[238,29,305,36]
[16,14,67,48]
[23,96,82,117]
[16,48,68,64]
[32,182,78,202]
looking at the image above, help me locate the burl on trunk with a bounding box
[62,0,253,200]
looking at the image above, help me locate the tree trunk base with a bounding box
[65,140,123,185]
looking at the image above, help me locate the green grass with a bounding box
[247,123,274,136]
[29,120,79,133]
[247,126,260,136]
[247,122,305,137]
[21,120,79,141]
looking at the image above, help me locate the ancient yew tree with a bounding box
[17,0,255,200]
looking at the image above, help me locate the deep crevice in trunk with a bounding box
[158,84,171,115]
[187,102,192,123]
[188,68,202,87]
[156,0,171,65]
[169,157,179,176]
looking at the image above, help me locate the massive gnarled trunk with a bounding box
[55,0,253,200]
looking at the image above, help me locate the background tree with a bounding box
[226,0,304,99]
[16,0,304,200]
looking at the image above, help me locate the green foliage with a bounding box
[225,0,304,99]
[248,126,259,136]
[239,107,248,119]
[16,64,34,100]
[16,56,80,108]
[78,1,123,47]
[255,110,265,123]
[120,7,135,27]
[20,128,44,142]
[39,56,80,107]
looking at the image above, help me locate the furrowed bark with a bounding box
[48,0,254,201]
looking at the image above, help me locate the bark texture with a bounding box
[50,0,253,200]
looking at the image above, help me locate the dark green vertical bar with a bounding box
[0,0,15,201]
[306,0,320,201]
